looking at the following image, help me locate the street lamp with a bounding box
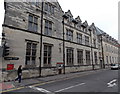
[39,1,44,77]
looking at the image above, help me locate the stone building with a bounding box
[96,27,119,68]
[62,10,100,73]
[1,1,119,81]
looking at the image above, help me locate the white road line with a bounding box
[29,86,53,93]
[107,79,117,87]
[55,83,85,92]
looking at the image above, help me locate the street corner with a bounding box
[0,82,15,91]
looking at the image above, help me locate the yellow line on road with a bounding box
[1,86,24,93]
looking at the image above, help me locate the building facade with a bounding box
[1,1,119,81]
[96,28,119,68]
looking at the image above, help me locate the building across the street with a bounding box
[1,1,119,81]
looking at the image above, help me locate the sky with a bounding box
[0,0,119,42]
[58,0,119,40]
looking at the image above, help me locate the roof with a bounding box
[95,27,105,35]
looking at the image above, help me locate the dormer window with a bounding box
[93,39,96,47]
[93,29,95,34]
[31,0,39,7]
[68,17,71,22]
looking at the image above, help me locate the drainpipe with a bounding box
[39,1,44,77]
[62,17,65,74]
[90,31,94,70]
[100,35,105,68]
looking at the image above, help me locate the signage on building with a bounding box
[4,57,19,60]
[7,64,14,70]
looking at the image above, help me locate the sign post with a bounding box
[56,62,63,74]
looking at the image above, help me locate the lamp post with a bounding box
[89,30,94,70]
[39,1,44,77]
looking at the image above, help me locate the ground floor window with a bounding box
[66,48,74,66]
[106,56,109,64]
[94,52,97,64]
[77,50,83,65]
[86,51,90,65]
[25,42,37,66]
[43,44,52,67]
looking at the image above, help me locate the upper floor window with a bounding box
[31,2,39,6]
[28,15,38,32]
[66,29,73,41]
[93,39,96,47]
[93,29,96,34]
[45,3,54,14]
[44,20,52,36]
[77,33,82,44]
[85,36,89,46]
[105,44,107,52]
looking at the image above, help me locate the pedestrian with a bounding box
[15,65,22,83]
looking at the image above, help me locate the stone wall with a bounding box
[1,65,100,82]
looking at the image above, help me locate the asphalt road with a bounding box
[3,69,119,94]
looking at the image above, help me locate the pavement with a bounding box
[0,69,107,92]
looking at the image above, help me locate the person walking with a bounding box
[15,65,22,83]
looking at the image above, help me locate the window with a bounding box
[112,57,114,63]
[110,56,111,63]
[30,0,39,6]
[77,50,83,65]
[93,39,96,47]
[86,51,90,65]
[45,3,54,14]
[66,48,74,66]
[93,29,95,34]
[105,44,107,51]
[81,27,84,31]
[94,52,97,64]
[25,42,37,66]
[85,36,89,46]
[66,29,73,41]
[77,33,82,44]
[28,15,38,32]
[44,20,52,36]
[43,45,52,66]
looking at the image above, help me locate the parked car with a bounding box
[111,64,119,70]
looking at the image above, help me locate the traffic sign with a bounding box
[4,57,19,60]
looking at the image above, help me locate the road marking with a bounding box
[107,79,117,87]
[29,86,53,94]
[55,83,85,92]
[0,87,24,93]
[1,69,104,93]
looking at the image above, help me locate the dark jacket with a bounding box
[17,67,22,76]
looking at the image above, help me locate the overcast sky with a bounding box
[58,0,119,40]
[0,0,119,41]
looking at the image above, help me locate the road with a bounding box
[2,69,119,94]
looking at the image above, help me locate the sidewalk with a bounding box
[1,69,107,92]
